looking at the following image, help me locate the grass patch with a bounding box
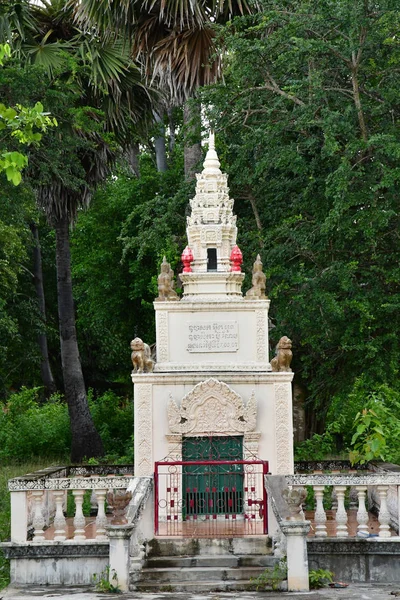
[0,460,64,590]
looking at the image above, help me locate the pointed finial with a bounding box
[202,130,221,176]
[209,130,215,151]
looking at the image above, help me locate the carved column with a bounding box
[32,490,45,542]
[53,490,67,541]
[377,485,391,538]
[313,485,327,537]
[72,490,86,541]
[156,311,169,363]
[95,489,108,541]
[256,309,268,362]
[134,384,153,476]
[275,383,294,475]
[334,485,348,537]
[355,486,369,534]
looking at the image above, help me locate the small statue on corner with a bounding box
[130,337,154,373]
[270,336,293,372]
[246,254,267,299]
[155,256,179,301]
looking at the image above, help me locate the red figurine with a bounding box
[181,246,194,272]
[230,245,243,272]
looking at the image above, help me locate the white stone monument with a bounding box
[132,132,294,536]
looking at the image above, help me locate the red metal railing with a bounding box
[154,460,269,537]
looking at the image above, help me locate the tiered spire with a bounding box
[186,132,238,273]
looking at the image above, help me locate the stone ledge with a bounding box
[132,372,294,383]
[307,538,400,555]
[1,542,109,559]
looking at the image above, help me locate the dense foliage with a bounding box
[0,0,400,463]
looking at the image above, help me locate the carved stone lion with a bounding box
[130,338,154,374]
[270,336,293,372]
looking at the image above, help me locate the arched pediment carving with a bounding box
[167,378,257,435]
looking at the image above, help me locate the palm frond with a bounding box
[0,0,38,45]
[24,39,71,74]
[150,24,221,101]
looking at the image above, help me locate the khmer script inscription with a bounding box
[187,321,238,352]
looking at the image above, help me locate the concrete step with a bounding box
[145,536,273,557]
[143,554,277,569]
[138,565,270,583]
[132,579,287,593]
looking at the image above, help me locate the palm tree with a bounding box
[1,0,154,461]
[73,0,255,177]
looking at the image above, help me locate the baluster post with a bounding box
[377,485,391,538]
[355,486,368,534]
[95,489,108,541]
[53,490,67,541]
[334,485,348,537]
[10,492,28,543]
[32,490,46,542]
[72,490,86,541]
[313,485,327,537]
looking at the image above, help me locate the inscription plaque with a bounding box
[187,321,238,353]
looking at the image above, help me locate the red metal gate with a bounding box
[154,460,269,537]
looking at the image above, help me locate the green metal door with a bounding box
[182,436,244,517]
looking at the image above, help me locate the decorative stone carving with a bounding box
[135,384,153,476]
[155,257,179,301]
[246,255,267,299]
[185,133,239,276]
[287,473,400,486]
[275,383,294,474]
[270,336,293,372]
[282,487,307,521]
[167,378,257,435]
[256,309,268,362]
[3,544,109,559]
[156,311,168,362]
[107,491,133,524]
[130,338,154,373]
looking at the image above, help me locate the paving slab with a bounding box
[2,584,400,600]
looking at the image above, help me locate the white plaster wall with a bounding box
[149,377,292,474]
[154,300,270,369]
[10,557,108,585]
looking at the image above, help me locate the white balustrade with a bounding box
[287,471,400,539]
[72,490,86,541]
[355,485,368,533]
[95,489,108,541]
[32,490,46,542]
[8,469,135,545]
[334,485,348,537]
[53,490,67,541]
[377,485,391,538]
[313,485,327,537]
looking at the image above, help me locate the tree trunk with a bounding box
[167,106,176,153]
[183,99,202,180]
[30,222,57,397]
[153,110,168,172]
[124,142,140,177]
[54,215,104,462]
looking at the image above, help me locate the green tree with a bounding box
[202,0,400,426]
[0,0,153,460]
[0,43,57,185]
